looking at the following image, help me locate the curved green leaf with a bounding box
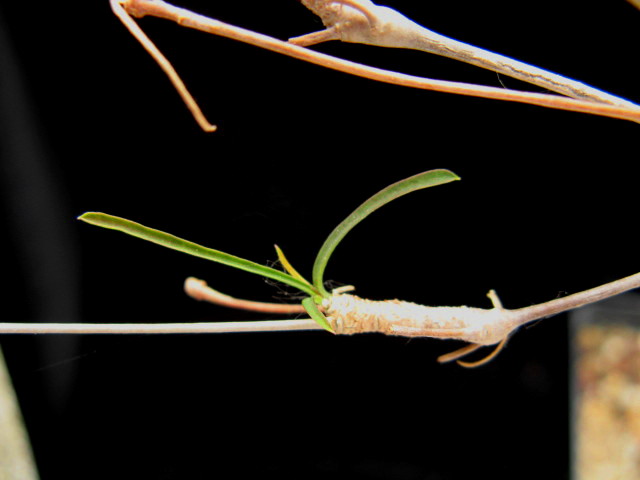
[79,212,318,297]
[302,297,333,333]
[311,169,460,296]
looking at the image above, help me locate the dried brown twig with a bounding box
[110,0,640,130]
[293,0,636,108]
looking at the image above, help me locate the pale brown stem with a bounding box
[114,0,640,127]
[411,32,636,109]
[511,271,640,328]
[184,277,306,314]
[310,0,638,109]
[288,28,339,47]
[110,0,216,131]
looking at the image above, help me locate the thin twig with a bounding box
[510,271,640,325]
[0,319,321,334]
[112,0,640,129]
[110,0,216,131]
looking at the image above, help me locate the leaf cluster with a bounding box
[79,169,459,330]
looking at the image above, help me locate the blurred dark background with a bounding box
[0,1,638,479]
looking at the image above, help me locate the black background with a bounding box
[1,1,638,479]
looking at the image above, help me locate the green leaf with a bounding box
[79,212,319,297]
[274,245,312,286]
[311,169,460,296]
[302,297,334,333]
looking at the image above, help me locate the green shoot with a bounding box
[311,169,460,296]
[78,212,319,298]
[78,169,459,330]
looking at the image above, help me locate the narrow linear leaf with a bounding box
[311,169,460,295]
[274,245,312,286]
[302,297,334,333]
[79,212,318,297]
